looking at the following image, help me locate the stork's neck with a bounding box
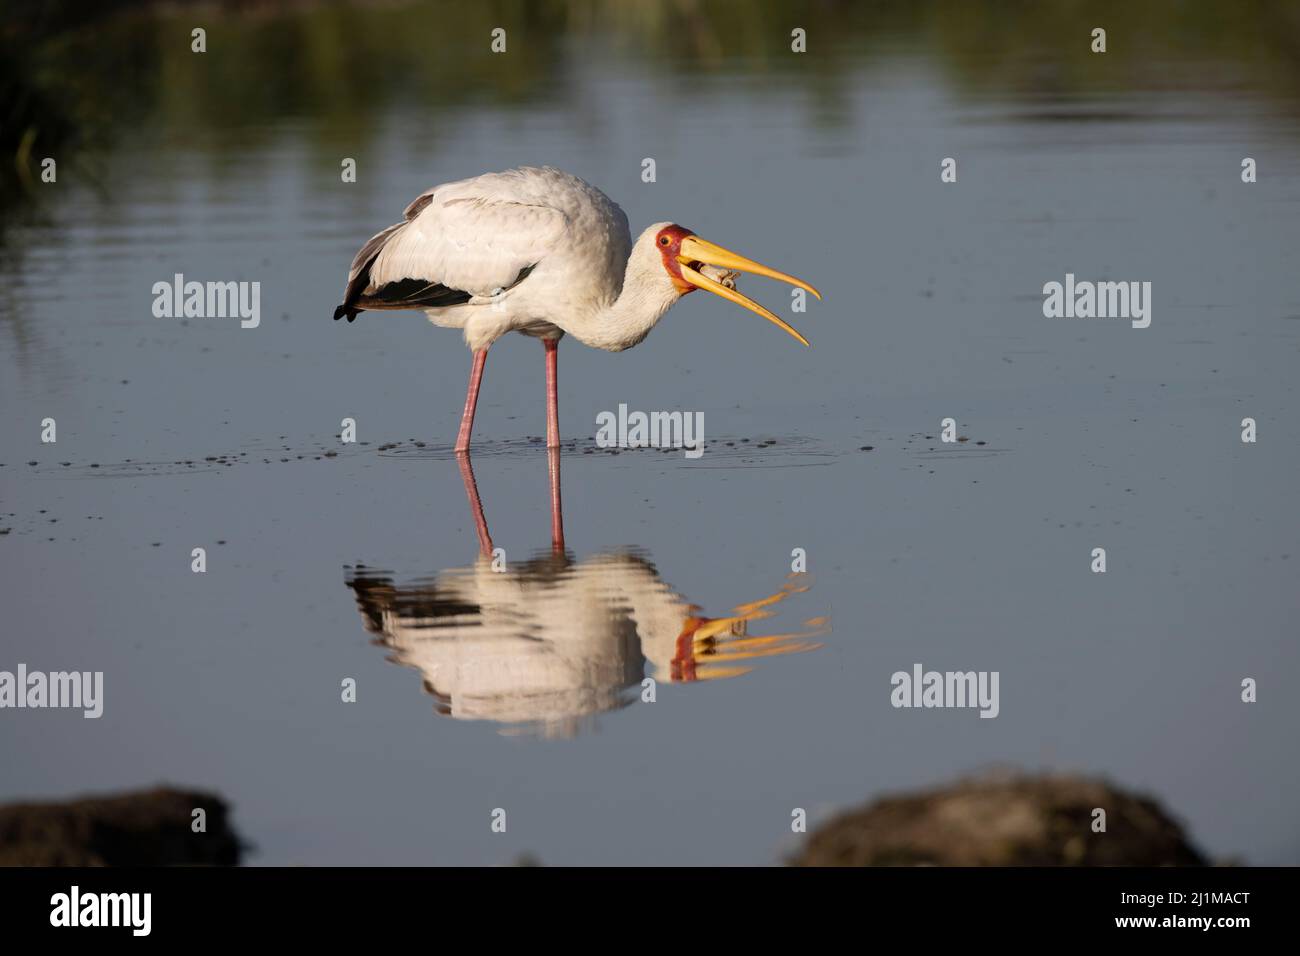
[572,256,682,352]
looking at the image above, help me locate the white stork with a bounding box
[334,166,821,452]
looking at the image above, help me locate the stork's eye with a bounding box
[659,236,670,246]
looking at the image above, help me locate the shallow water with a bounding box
[2,1,1299,865]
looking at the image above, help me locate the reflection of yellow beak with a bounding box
[674,578,829,683]
[677,235,820,347]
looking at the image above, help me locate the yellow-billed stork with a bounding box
[334,166,821,453]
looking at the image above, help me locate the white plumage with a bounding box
[338,166,642,351]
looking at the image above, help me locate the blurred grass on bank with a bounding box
[3,0,1300,215]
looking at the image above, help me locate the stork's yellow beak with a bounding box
[677,235,820,347]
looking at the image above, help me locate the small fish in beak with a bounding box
[698,263,741,290]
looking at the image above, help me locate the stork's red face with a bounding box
[653,223,821,347]
[654,225,700,294]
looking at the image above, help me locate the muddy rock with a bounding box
[790,772,1208,867]
[0,786,244,866]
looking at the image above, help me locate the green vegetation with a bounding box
[4,0,1300,215]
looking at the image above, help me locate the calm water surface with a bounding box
[2,2,1299,864]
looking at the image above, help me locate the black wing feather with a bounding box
[333,211,537,323]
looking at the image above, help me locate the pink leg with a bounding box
[544,338,560,449]
[543,339,563,553]
[455,348,488,454]
[547,447,564,555]
[456,453,493,557]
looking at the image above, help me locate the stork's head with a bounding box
[636,222,821,347]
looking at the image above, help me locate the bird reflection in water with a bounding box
[345,450,828,737]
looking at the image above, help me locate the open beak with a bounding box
[677,235,821,347]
